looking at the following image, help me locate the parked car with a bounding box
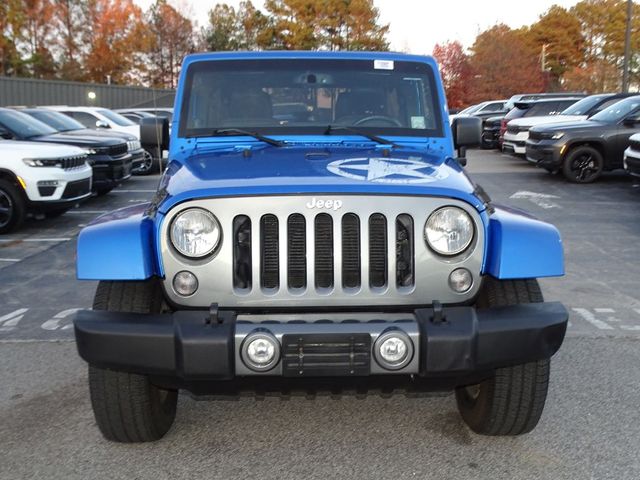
[0,140,92,233]
[73,51,568,443]
[43,106,141,139]
[504,92,586,111]
[502,98,582,155]
[116,110,158,125]
[500,93,636,155]
[116,107,173,124]
[0,108,132,195]
[526,95,640,182]
[19,108,152,175]
[450,100,508,125]
[482,115,504,149]
[623,132,640,178]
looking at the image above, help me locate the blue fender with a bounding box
[484,205,564,279]
[77,204,159,280]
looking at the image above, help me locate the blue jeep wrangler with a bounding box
[74,52,568,442]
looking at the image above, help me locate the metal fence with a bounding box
[0,76,175,109]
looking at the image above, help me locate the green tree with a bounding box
[0,0,25,76]
[20,0,58,78]
[53,0,88,81]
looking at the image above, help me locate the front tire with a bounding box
[455,278,551,436]
[88,280,177,442]
[0,178,26,234]
[562,145,604,183]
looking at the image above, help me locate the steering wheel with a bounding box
[354,115,403,127]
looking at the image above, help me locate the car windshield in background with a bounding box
[97,109,136,127]
[180,59,443,138]
[26,110,85,132]
[590,97,640,123]
[561,95,608,116]
[0,109,57,138]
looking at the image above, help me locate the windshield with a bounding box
[562,95,608,116]
[26,110,85,132]
[459,104,482,115]
[0,109,57,138]
[590,96,640,123]
[97,109,136,127]
[180,59,443,138]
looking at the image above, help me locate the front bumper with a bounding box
[90,154,133,190]
[75,302,568,385]
[129,148,145,169]
[624,149,640,177]
[525,140,564,168]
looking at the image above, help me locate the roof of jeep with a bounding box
[181,50,438,68]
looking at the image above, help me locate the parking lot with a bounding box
[1,149,640,479]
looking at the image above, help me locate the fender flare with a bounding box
[483,205,564,279]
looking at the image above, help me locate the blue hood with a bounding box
[157,144,484,213]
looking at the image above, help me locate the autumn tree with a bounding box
[468,25,545,102]
[19,0,57,78]
[82,0,149,84]
[530,5,584,85]
[146,0,194,89]
[432,41,472,109]
[0,0,25,76]
[203,1,270,51]
[53,0,88,81]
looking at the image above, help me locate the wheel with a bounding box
[562,145,604,183]
[88,280,177,442]
[133,150,154,175]
[455,278,551,436]
[44,207,70,219]
[0,178,26,234]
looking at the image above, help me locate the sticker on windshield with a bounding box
[411,116,426,129]
[327,157,449,184]
[374,60,394,70]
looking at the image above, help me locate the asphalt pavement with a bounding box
[1,150,639,479]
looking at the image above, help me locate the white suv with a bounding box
[43,106,140,139]
[0,140,93,233]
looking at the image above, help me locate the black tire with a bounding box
[455,278,551,436]
[562,145,604,183]
[0,178,26,234]
[88,280,177,442]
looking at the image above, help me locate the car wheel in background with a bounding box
[133,150,154,176]
[0,179,26,234]
[562,146,604,183]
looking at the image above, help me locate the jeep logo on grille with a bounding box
[306,197,343,211]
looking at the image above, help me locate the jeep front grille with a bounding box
[234,211,411,292]
[160,196,485,308]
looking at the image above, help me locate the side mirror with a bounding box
[139,117,170,150]
[452,115,481,152]
[95,120,110,129]
[623,116,640,127]
[0,126,13,139]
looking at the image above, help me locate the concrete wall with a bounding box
[0,76,175,109]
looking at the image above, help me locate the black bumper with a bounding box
[130,148,145,169]
[75,303,568,384]
[525,141,563,168]
[90,154,133,190]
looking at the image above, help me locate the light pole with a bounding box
[622,0,633,93]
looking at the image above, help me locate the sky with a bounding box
[134,0,582,54]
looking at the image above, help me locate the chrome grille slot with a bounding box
[287,214,306,289]
[341,214,361,289]
[396,214,415,288]
[314,213,334,289]
[369,213,388,288]
[233,216,252,290]
[260,214,279,289]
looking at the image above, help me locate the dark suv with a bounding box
[0,108,132,195]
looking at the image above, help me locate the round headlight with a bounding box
[170,208,221,258]
[425,207,474,256]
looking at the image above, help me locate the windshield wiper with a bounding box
[324,125,398,147]
[210,128,285,147]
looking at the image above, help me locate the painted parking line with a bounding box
[111,189,156,193]
[66,210,107,215]
[572,308,614,330]
[0,258,20,262]
[0,308,28,332]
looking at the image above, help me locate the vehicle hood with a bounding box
[530,119,609,133]
[31,132,125,147]
[111,125,141,139]
[61,128,137,141]
[157,145,485,214]
[510,115,588,129]
[0,139,87,157]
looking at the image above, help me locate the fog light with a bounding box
[172,271,198,296]
[374,330,413,370]
[449,268,473,293]
[241,331,280,372]
[37,180,59,187]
